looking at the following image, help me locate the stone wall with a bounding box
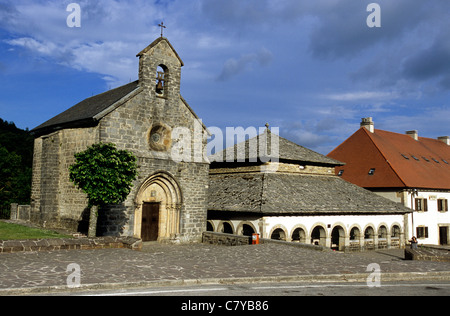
[30,127,98,232]
[28,38,209,243]
[202,231,251,246]
[0,236,142,254]
[10,204,31,221]
[202,231,331,252]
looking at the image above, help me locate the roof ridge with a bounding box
[210,129,344,166]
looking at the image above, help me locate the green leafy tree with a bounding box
[0,146,22,212]
[0,119,33,217]
[69,143,138,237]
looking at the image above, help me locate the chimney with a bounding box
[360,117,374,133]
[406,130,419,141]
[438,136,450,145]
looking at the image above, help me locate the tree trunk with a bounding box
[88,205,98,238]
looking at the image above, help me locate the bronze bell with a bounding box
[156,80,164,91]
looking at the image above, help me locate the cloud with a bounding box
[401,31,450,89]
[6,37,57,55]
[216,48,273,81]
[322,91,398,102]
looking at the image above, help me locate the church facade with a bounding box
[30,37,209,243]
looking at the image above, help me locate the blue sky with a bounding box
[0,0,449,155]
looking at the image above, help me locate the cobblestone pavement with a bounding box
[1,243,449,294]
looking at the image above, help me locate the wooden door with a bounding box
[141,203,160,241]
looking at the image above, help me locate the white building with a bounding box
[328,118,450,245]
[207,130,412,251]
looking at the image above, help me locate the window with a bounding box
[155,65,168,96]
[422,156,430,162]
[411,155,419,161]
[416,226,429,239]
[438,199,449,212]
[338,170,344,176]
[415,198,428,212]
[368,168,376,175]
[401,154,410,160]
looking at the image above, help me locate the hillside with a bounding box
[0,119,34,216]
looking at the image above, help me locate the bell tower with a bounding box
[136,37,184,100]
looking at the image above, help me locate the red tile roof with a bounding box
[328,128,450,190]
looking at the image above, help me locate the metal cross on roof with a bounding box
[158,22,166,37]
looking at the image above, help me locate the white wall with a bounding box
[403,191,450,245]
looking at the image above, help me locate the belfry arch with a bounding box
[134,172,182,242]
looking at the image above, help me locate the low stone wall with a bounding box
[260,238,331,252]
[405,247,450,262]
[202,232,330,252]
[0,236,142,254]
[202,231,251,246]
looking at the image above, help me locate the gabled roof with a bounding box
[32,81,140,136]
[210,130,344,167]
[208,172,411,215]
[137,37,184,67]
[328,127,450,190]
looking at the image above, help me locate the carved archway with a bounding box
[134,172,182,241]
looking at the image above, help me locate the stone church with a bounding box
[29,36,412,250]
[30,37,209,243]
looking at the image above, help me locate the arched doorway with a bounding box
[291,228,307,243]
[271,228,286,241]
[311,225,326,246]
[206,221,214,232]
[219,221,234,234]
[134,172,182,242]
[331,226,345,251]
[364,226,375,250]
[241,224,255,237]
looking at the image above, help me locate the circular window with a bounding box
[148,124,171,152]
[151,133,161,144]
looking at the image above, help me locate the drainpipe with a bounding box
[409,188,418,238]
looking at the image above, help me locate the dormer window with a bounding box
[155,65,168,96]
[368,168,375,175]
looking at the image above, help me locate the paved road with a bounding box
[56,281,450,296]
[1,243,449,295]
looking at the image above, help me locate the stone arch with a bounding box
[349,224,362,241]
[134,172,182,241]
[377,223,389,249]
[364,224,376,250]
[390,223,403,248]
[364,224,375,238]
[206,221,214,232]
[377,223,389,239]
[237,222,257,236]
[310,223,327,246]
[155,64,169,97]
[218,221,234,234]
[331,224,347,251]
[269,225,288,241]
[390,223,402,238]
[290,224,308,243]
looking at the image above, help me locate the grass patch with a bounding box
[0,221,72,240]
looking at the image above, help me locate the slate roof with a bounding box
[328,128,450,190]
[210,130,344,167]
[208,172,411,215]
[32,80,140,136]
